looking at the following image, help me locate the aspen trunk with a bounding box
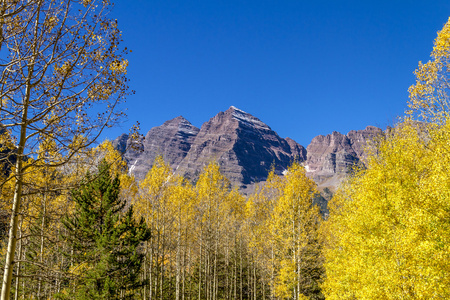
[37,194,47,299]
[0,5,38,296]
[213,235,218,300]
[271,246,275,300]
[1,119,27,300]
[176,208,181,300]
[198,227,202,300]
[234,239,237,300]
[13,219,23,300]
[143,245,147,299]
[160,228,164,300]
[253,262,257,300]
[149,237,153,300]
[240,238,243,300]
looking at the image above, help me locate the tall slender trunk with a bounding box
[247,256,251,300]
[1,88,29,300]
[160,223,165,300]
[206,243,210,300]
[149,237,153,300]
[225,237,229,300]
[13,219,23,300]
[187,242,191,300]
[176,207,181,300]
[213,233,218,300]
[198,226,202,300]
[1,3,40,297]
[262,278,265,300]
[271,245,275,300]
[297,213,303,300]
[253,261,257,300]
[239,238,243,300]
[143,244,147,300]
[181,232,186,300]
[234,237,237,300]
[37,194,47,299]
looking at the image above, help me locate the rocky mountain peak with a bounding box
[150,116,198,139]
[113,116,200,180]
[162,115,191,128]
[305,126,383,191]
[285,137,307,162]
[226,106,272,131]
[112,133,129,154]
[113,107,380,194]
[174,107,305,190]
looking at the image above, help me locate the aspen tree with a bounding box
[245,171,282,299]
[408,17,450,123]
[0,1,130,297]
[166,179,196,300]
[134,156,181,299]
[323,18,450,299]
[269,162,323,300]
[15,139,68,299]
[194,162,238,300]
[323,121,450,299]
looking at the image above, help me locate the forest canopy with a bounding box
[0,1,449,299]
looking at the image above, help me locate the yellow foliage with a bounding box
[90,140,128,176]
[248,163,323,299]
[408,17,450,123]
[109,59,128,74]
[275,259,296,299]
[323,120,450,299]
[270,162,321,298]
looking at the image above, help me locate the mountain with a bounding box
[176,106,305,189]
[113,106,382,193]
[304,126,383,191]
[113,116,199,179]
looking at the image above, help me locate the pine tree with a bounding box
[60,159,150,299]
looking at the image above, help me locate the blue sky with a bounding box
[104,0,450,147]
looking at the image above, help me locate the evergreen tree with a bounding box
[60,160,150,299]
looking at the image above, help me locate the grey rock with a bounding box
[112,133,129,154]
[285,137,307,162]
[304,126,383,190]
[114,108,381,196]
[176,106,304,188]
[115,116,199,180]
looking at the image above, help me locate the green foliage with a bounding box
[60,160,149,299]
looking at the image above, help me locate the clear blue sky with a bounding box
[103,0,450,147]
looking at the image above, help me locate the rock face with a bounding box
[347,126,383,158]
[112,133,129,154]
[176,106,305,188]
[285,137,307,161]
[304,126,383,190]
[113,116,199,179]
[113,107,382,193]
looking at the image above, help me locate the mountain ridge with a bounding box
[113,106,383,192]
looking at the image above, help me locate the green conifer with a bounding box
[60,160,150,299]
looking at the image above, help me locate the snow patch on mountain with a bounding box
[229,106,270,130]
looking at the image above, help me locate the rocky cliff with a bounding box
[176,106,305,189]
[113,116,199,179]
[304,126,383,191]
[113,107,382,193]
